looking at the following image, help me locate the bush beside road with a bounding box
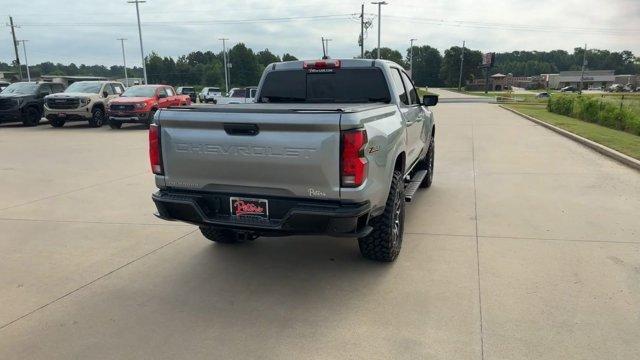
[548,95,640,136]
[503,104,640,160]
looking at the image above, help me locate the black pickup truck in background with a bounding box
[0,82,66,126]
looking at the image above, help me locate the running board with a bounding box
[404,170,427,202]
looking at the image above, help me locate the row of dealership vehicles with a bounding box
[0,80,192,128]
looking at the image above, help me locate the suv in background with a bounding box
[176,86,196,103]
[44,81,125,127]
[0,82,65,126]
[198,87,221,103]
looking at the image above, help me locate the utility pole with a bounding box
[7,16,23,80]
[321,37,326,58]
[409,38,417,79]
[359,3,364,58]
[579,43,587,94]
[117,38,128,86]
[128,0,148,84]
[371,1,387,59]
[458,40,466,91]
[219,38,229,94]
[17,40,30,82]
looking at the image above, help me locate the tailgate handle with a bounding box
[224,123,259,136]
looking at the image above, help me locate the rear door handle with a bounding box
[224,123,259,136]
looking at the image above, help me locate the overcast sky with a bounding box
[2,0,639,67]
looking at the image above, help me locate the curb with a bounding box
[500,105,640,172]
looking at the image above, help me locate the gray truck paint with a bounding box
[155,59,435,215]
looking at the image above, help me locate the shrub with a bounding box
[548,94,640,136]
[547,95,574,116]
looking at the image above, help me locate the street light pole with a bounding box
[458,40,466,91]
[325,38,332,57]
[117,38,128,86]
[17,40,30,82]
[219,38,229,95]
[128,0,148,84]
[409,38,417,79]
[371,1,387,59]
[579,43,587,94]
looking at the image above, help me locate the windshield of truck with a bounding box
[1,82,38,95]
[65,82,102,94]
[258,68,391,103]
[121,86,157,97]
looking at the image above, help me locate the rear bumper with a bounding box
[152,190,372,237]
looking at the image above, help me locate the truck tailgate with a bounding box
[158,108,342,200]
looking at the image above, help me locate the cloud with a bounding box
[1,0,638,67]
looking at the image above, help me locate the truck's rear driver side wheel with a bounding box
[200,227,256,244]
[358,170,405,262]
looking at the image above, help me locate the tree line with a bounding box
[1,44,638,89]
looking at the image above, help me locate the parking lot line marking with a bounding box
[0,172,147,212]
[472,124,486,360]
[0,229,197,331]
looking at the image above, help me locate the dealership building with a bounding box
[544,70,616,89]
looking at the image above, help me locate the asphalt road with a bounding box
[1,91,639,359]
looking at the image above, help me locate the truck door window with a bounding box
[38,84,52,96]
[390,69,409,105]
[112,84,124,95]
[166,87,175,96]
[158,87,168,97]
[399,71,418,105]
[104,84,115,95]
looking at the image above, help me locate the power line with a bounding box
[16,14,360,27]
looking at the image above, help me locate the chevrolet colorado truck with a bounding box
[0,82,65,126]
[151,59,438,262]
[106,85,191,129]
[44,81,125,127]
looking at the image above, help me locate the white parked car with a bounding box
[199,87,221,103]
[215,87,258,105]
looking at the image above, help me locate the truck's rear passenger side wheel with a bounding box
[200,227,253,244]
[419,137,435,188]
[358,170,405,262]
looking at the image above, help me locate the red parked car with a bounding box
[107,85,191,129]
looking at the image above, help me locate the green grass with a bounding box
[504,104,640,160]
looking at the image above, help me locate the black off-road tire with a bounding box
[358,170,405,262]
[419,137,435,188]
[89,107,106,127]
[108,119,122,129]
[22,107,41,127]
[200,227,246,244]
[49,117,65,128]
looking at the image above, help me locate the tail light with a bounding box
[149,124,162,175]
[341,129,368,187]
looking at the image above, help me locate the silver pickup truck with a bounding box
[150,59,438,261]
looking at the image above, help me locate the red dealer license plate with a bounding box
[230,197,269,219]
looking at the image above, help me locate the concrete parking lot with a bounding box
[1,90,639,359]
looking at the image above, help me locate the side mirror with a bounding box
[422,94,439,107]
[103,91,109,98]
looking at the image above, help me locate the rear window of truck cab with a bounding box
[259,68,390,103]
